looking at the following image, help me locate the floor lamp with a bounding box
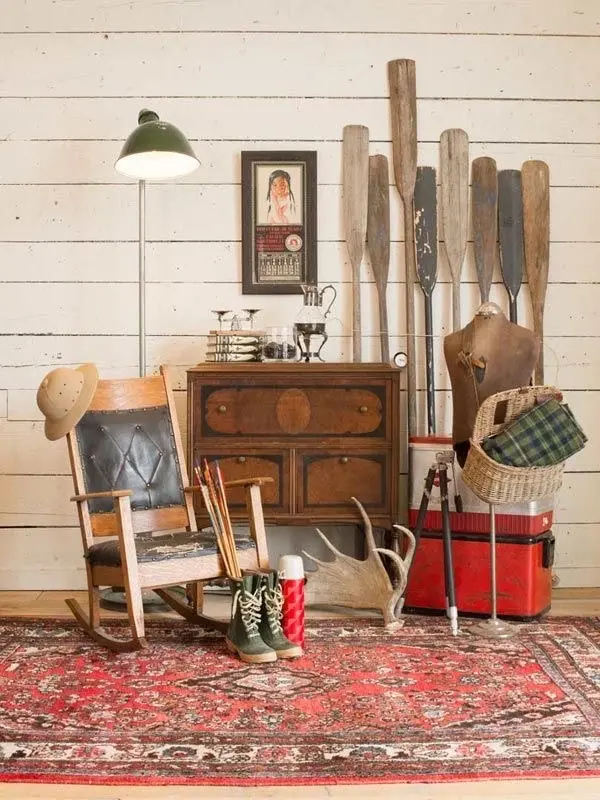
[115,108,200,376]
[102,110,199,613]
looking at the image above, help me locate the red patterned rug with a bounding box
[0,615,599,786]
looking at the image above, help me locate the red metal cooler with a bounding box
[404,530,555,620]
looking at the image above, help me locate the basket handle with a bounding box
[470,384,561,444]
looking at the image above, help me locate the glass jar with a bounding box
[261,327,297,362]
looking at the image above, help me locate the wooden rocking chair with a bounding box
[65,365,271,652]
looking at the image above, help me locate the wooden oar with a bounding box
[439,128,469,331]
[367,154,391,363]
[388,58,418,436]
[498,169,524,323]
[471,156,498,305]
[342,124,370,362]
[522,159,550,383]
[414,166,438,435]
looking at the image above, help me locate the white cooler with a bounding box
[409,436,553,536]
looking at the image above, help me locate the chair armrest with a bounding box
[184,478,274,491]
[70,489,133,502]
[224,477,274,488]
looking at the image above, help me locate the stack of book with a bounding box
[205,330,264,362]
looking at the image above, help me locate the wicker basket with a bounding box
[461,385,565,505]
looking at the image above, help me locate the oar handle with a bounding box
[424,292,436,435]
[533,307,544,384]
[403,199,417,437]
[452,279,461,332]
[378,290,390,363]
[351,257,362,361]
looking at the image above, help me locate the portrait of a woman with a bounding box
[265,169,300,224]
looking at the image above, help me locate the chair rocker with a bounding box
[65,365,270,652]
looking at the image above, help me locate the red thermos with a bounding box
[278,555,305,649]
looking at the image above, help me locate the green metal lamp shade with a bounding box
[115,109,200,180]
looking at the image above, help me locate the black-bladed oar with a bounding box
[414,166,438,434]
[367,154,391,363]
[498,169,524,323]
[471,157,498,305]
[440,129,469,331]
[522,160,550,384]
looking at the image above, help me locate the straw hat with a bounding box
[36,363,99,441]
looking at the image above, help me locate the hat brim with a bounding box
[44,363,99,441]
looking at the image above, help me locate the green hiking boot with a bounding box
[226,574,276,664]
[259,570,303,659]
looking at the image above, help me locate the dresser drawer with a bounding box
[200,385,387,438]
[194,451,290,515]
[296,450,390,515]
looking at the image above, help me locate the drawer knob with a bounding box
[237,456,247,464]
[359,405,368,413]
[339,456,349,465]
[217,404,227,413]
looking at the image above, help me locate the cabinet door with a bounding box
[296,450,390,517]
[193,451,290,517]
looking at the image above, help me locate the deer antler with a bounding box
[303,497,415,631]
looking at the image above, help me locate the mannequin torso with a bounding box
[444,302,540,463]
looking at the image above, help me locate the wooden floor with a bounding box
[1,588,599,800]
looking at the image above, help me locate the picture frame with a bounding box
[241,150,317,294]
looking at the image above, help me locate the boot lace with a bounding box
[232,589,262,638]
[263,583,284,633]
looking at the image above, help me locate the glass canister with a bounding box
[261,326,297,362]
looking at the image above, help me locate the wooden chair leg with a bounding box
[115,495,146,646]
[86,563,101,629]
[246,484,270,570]
[187,581,204,613]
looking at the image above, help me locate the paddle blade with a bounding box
[522,159,550,315]
[367,154,391,286]
[471,156,498,304]
[498,169,525,318]
[342,124,370,266]
[414,166,438,297]
[439,128,469,278]
[387,59,417,201]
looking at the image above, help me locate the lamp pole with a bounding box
[138,179,146,377]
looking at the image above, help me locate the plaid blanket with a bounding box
[481,399,587,467]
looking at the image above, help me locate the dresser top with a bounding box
[187,362,401,375]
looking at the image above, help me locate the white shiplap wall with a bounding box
[1,0,599,590]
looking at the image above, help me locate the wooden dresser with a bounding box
[187,363,402,535]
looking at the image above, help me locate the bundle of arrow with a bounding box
[193,458,242,578]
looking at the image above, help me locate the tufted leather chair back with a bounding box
[67,371,195,537]
[76,406,185,514]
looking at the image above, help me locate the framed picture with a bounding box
[241,150,317,294]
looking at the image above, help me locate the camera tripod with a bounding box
[411,450,462,635]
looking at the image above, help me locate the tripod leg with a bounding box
[395,464,437,615]
[403,464,436,586]
[414,465,437,546]
[439,464,458,635]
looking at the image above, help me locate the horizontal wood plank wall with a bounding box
[0,0,598,591]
